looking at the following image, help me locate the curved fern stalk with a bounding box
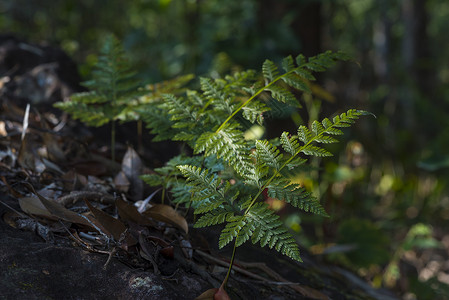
[215,51,351,133]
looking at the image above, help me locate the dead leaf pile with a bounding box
[0,101,188,271]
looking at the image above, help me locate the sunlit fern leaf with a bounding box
[265,85,298,106]
[268,180,329,217]
[255,140,283,171]
[295,54,306,66]
[247,203,302,261]
[333,109,366,127]
[281,55,295,72]
[224,70,257,91]
[177,165,224,199]
[241,100,270,125]
[311,120,325,135]
[200,77,226,102]
[262,59,279,82]
[321,118,334,130]
[143,74,194,102]
[71,91,107,104]
[219,215,247,248]
[162,94,199,127]
[301,145,333,157]
[194,123,253,177]
[281,73,311,94]
[294,69,316,81]
[280,132,300,156]
[297,126,313,143]
[195,209,235,227]
[314,135,339,144]
[243,162,267,189]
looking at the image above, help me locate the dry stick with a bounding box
[0,200,27,218]
[56,191,115,206]
[103,247,117,270]
[58,220,109,254]
[139,233,160,275]
[195,250,306,293]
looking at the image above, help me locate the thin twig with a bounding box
[56,191,115,206]
[195,250,309,295]
[0,200,27,218]
[103,247,117,270]
[139,233,160,275]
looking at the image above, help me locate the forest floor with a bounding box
[0,34,443,300]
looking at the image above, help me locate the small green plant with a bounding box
[54,35,144,161]
[140,51,370,290]
[57,37,370,295]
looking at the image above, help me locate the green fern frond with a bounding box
[297,126,313,143]
[262,59,280,82]
[246,203,302,261]
[162,94,200,128]
[200,77,227,103]
[268,179,328,217]
[195,209,235,227]
[281,56,295,72]
[301,145,333,157]
[54,34,145,152]
[280,132,300,156]
[216,51,351,132]
[194,123,253,177]
[219,215,247,248]
[224,70,257,90]
[255,140,283,171]
[178,165,224,199]
[264,85,298,106]
[140,106,176,141]
[134,50,369,267]
[281,73,311,94]
[241,100,270,125]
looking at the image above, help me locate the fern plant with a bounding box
[54,35,144,161]
[140,51,370,289]
[58,37,370,293]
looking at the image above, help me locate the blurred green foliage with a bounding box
[2,0,449,298]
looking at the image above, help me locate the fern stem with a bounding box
[215,68,301,133]
[223,238,238,287]
[111,120,116,162]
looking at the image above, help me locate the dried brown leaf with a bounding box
[23,182,95,228]
[85,199,137,247]
[19,197,55,219]
[195,288,218,300]
[116,197,154,226]
[114,171,130,192]
[121,146,143,200]
[143,204,188,234]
